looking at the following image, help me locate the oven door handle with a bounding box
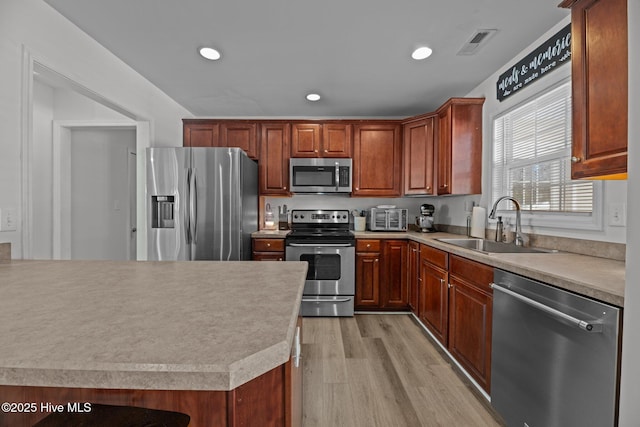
[287,243,353,247]
[302,298,352,303]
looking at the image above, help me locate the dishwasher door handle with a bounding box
[491,283,603,333]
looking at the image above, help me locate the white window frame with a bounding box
[491,78,603,231]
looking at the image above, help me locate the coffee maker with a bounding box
[416,204,436,232]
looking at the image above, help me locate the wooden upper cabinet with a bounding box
[291,123,352,158]
[322,123,352,157]
[352,123,402,197]
[291,124,322,157]
[259,123,290,195]
[220,122,258,159]
[183,120,257,159]
[435,98,484,195]
[183,121,219,147]
[560,0,628,179]
[403,116,435,195]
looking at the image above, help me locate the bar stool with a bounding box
[33,403,190,426]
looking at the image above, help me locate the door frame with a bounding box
[21,48,150,260]
[51,121,142,259]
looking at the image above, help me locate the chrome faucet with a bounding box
[489,196,525,246]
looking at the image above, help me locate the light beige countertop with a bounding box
[0,260,307,391]
[250,228,625,305]
[354,230,625,307]
[251,230,290,238]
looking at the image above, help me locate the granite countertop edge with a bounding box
[0,260,307,391]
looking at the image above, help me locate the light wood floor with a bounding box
[301,314,504,427]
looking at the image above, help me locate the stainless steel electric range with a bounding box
[285,209,355,317]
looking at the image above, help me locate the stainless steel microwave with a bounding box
[289,158,352,193]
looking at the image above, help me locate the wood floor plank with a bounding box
[302,315,504,427]
[302,342,324,427]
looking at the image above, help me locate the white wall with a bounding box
[619,0,639,424]
[0,0,191,259]
[70,129,135,260]
[440,16,627,244]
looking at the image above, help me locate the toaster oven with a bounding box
[367,208,408,231]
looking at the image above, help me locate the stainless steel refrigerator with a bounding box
[147,147,258,260]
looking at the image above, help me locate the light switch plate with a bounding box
[0,208,18,232]
[608,203,626,227]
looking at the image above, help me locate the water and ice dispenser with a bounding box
[151,196,175,228]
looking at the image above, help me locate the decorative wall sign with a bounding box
[496,24,571,101]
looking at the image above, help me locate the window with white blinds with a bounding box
[492,81,597,225]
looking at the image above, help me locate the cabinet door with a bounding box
[221,122,258,159]
[355,252,381,309]
[322,124,352,158]
[447,275,492,393]
[291,123,321,157]
[436,99,483,195]
[567,0,627,179]
[436,108,452,195]
[183,122,219,147]
[419,257,449,346]
[352,124,402,197]
[407,241,420,314]
[381,240,408,309]
[403,117,435,195]
[259,123,291,195]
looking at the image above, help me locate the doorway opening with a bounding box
[24,58,149,260]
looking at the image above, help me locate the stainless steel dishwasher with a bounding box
[491,269,622,427]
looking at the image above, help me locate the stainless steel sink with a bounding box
[436,238,557,254]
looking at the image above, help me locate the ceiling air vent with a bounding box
[457,29,498,55]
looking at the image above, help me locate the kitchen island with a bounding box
[0,260,307,426]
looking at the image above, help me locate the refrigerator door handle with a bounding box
[190,169,198,244]
[185,168,192,244]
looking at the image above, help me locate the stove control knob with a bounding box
[294,214,298,219]
[300,215,305,219]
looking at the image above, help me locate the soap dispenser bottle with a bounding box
[495,216,503,242]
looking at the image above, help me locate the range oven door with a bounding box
[286,243,355,317]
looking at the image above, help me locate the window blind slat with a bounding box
[493,82,593,215]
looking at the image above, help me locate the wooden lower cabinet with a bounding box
[355,239,408,310]
[381,240,408,309]
[355,240,381,309]
[418,245,449,346]
[407,241,420,314]
[447,255,493,393]
[252,238,285,261]
[416,245,493,393]
[0,359,300,427]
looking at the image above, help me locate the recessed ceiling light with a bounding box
[411,46,433,60]
[199,47,221,61]
[306,93,321,102]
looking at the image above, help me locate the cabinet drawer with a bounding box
[252,238,285,252]
[449,255,493,292]
[356,239,381,252]
[420,244,448,269]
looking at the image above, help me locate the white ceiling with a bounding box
[43,0,568,118]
